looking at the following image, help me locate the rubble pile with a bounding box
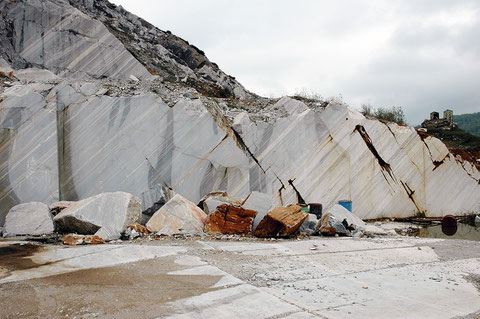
[2,188,372,244]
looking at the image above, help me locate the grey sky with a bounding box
[112,0,480,125]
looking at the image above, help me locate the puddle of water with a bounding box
[0,243,44,279]
[417,223,480,242]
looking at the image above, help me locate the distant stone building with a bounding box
[444,109,453,124]
[421,109,457,130]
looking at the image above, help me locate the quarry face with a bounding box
[0,0,479,318]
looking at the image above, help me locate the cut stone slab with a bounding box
[146,194,207,235]
[205,204,257,235]
[318,204,366,236]
[4,202,54,236]
[242,191,273,231]
[254,205,308,238]
[53,192,142,240]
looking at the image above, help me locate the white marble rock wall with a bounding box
[6,0,151,80]
[232,98,480,219]
[0,85,479,225]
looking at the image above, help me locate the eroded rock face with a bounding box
[0,0,151,80]
[254,205,308,238]
[205,204,257,235]
[4,202,54,236]
[67,0,253,99]
[146,194,207,235]
[53,192,141,239]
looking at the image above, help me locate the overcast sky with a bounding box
[112,0,479,125]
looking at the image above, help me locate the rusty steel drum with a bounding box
[441,215,458,236]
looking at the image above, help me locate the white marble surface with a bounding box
[53,191,141,239]
[233,99,480,218]
[4,202,54,236]
[146,194,207,234]
[5,0,151,80]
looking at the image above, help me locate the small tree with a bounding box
[361,104,406,125]
[361,104,373,117]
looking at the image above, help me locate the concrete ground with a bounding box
[1,236,480,319]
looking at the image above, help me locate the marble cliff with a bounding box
[0,0,478,225]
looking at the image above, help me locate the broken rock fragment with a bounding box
[61,234,105,245]
[4,202,55,236]
[49,201,75,216]
[124,222,149,240]
[198,191,244,215]
[254,205,308,238]
[318,204,366,236]
[300,214,319,236]
[61,234,84,245]
[146,194,207,235]
[54,192,142,240]
[84,235,105,245]
[205,204,257,234]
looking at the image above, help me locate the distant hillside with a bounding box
[425,127,480,151]
[454,112,480,136]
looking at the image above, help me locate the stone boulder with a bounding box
[317,204,366,236]
[54,192,142,240]
[4,202,54,236]
[198,191,244,215]
[299,214,319,236]
[254,205,308,238]
[146,194,207,235]
[205,204,257,234]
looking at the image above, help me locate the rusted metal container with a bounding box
[309,203,322,218]
[441,215,457,236]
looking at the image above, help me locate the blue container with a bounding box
[338,200,352,212]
